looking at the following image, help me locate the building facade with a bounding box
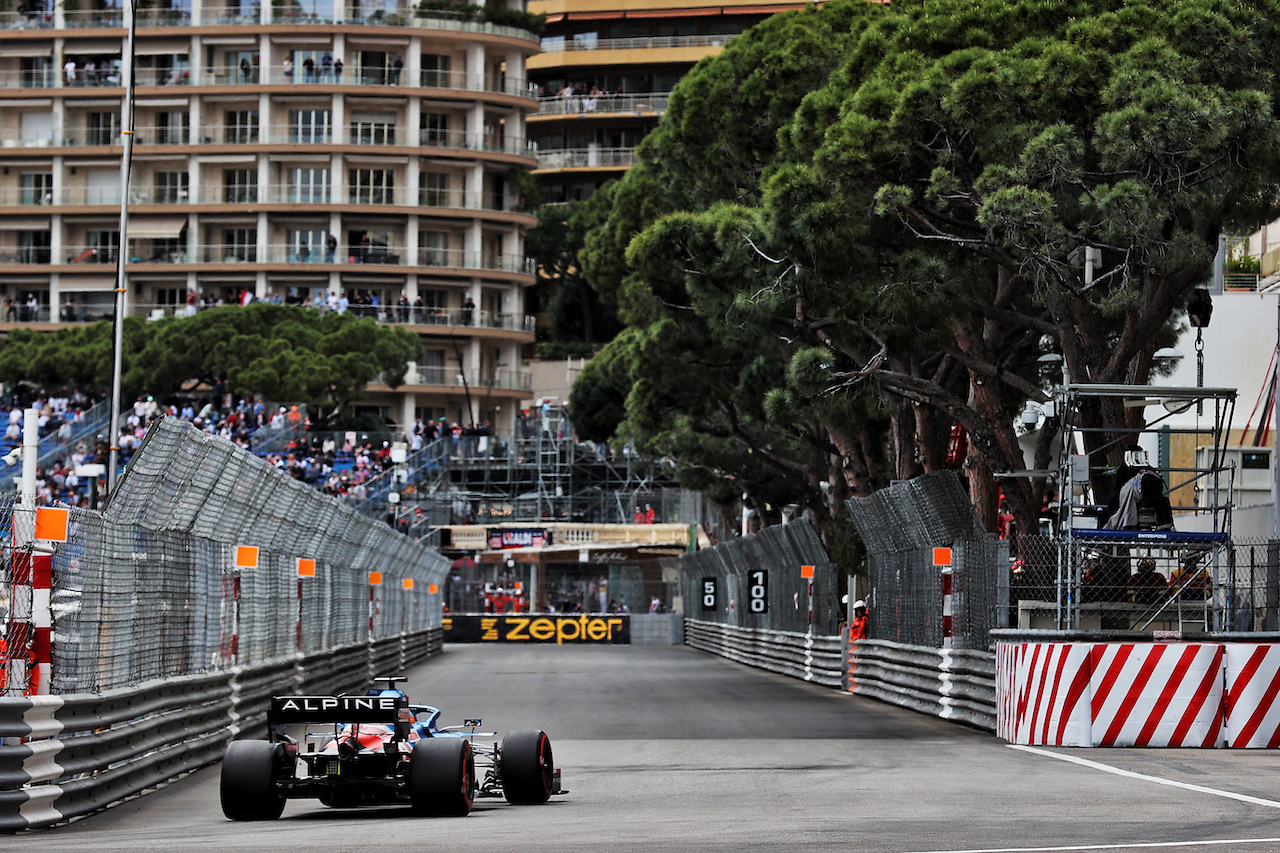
[0,0,540,434]
[525,0,813,202]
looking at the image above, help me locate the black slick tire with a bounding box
[409,738,476,816]
[220,740,286,821]
[500,729,554,805]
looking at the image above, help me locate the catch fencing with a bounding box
[4,417,451,695]
[846,471,1004,649]
[1008,536,1280,633]
[673,519,840,636]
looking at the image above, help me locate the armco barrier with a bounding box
[848,638,997,731]
[994,631,1280,747]
[0,628,441,833]
[684,619,844,688]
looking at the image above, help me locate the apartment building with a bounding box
[0,0,539,434]
[526,0,813,202]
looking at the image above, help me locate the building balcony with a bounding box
[537,33,731,53]
[534,146,638,170]
[0,7,539,41]
[399,366,533,392]
[0,245,535,276]
[533,91,669,117]
[125,302,536,335]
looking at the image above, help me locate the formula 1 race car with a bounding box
[219,676,564,820]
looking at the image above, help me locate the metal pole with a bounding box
[106,0,136,495]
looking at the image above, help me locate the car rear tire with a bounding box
[409,738,475,816]
[220,740,286,821]
[500,729,554,805]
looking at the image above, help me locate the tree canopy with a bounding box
[572,0,1280,540]
[0,305,419,426]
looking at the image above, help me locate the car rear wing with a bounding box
[270,695,410,725]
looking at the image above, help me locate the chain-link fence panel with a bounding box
[1009,535,1280,633]
[40,418,451,694]
[847,471,1001,649]
[677,519,840,635]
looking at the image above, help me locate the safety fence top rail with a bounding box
[846,470,985,554]
[992,629,1280,642]
[104,417,449,579]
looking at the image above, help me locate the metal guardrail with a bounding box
[848,639,996,731]
[0,628,442,833]
[684,619,844,689]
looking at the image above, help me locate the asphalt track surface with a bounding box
[13,644,1280,852]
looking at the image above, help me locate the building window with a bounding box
[87,111,122,145]
[20,173,53,206]
[155,171,189,203]
[420,54,451,87]
[225,109,259,144]
[19,57,52,88]
[290,109,331,143]
[419,231,449,265]
[348,168,394,204]
[221,228,256,262]
[86,229,120,263]
[421,112,450,146]
[223,169,258,203]
[420,172,449,206]
[290,168,330,203]
[156,111,190,144]
[20,230,51,264]
[287,228,326,262]
[155,287,188,306]
[349,113,396,145]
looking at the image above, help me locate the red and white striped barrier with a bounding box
[997,640,1280,748]
[1224,644,1280,748]
[1089,643,1222,747]
[996,642,1092,746]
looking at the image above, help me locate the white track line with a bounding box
[906,838,1280,853]
[1007,744,1280,809]
[899,746,1280,853]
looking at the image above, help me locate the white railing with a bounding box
[540,34,732,53]
[535,147,639,170]
[536,91,670,116]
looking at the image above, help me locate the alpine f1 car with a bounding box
[219,676,564,820]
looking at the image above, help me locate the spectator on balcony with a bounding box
[321,51,333,78]
[412,295,424,322]
[240,57,252,81]
[63,57,76,85]
[397,293,410,323]
[333,57,344,82]
[391,54,403,84]
[282,56,294,81]
[303,55,316,82]
[26,294,38,321]
[326,232,337,263]
[62,294,76,321]
[298,240,310,263]
[461,296,475,325]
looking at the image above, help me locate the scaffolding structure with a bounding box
[355,405,693,534]
[1052,383,1238,631]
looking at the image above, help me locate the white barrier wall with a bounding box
[996,640,1278,748]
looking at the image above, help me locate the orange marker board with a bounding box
[933,547,952,567]
[34,507,69,542]
[235,545,259,568]
[800,564,815,579]
[369,571,382,585]
[428,584,439,595]
[297,558,316,578]
[402,579,414,590]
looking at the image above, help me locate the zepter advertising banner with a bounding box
[444,614,630,644]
